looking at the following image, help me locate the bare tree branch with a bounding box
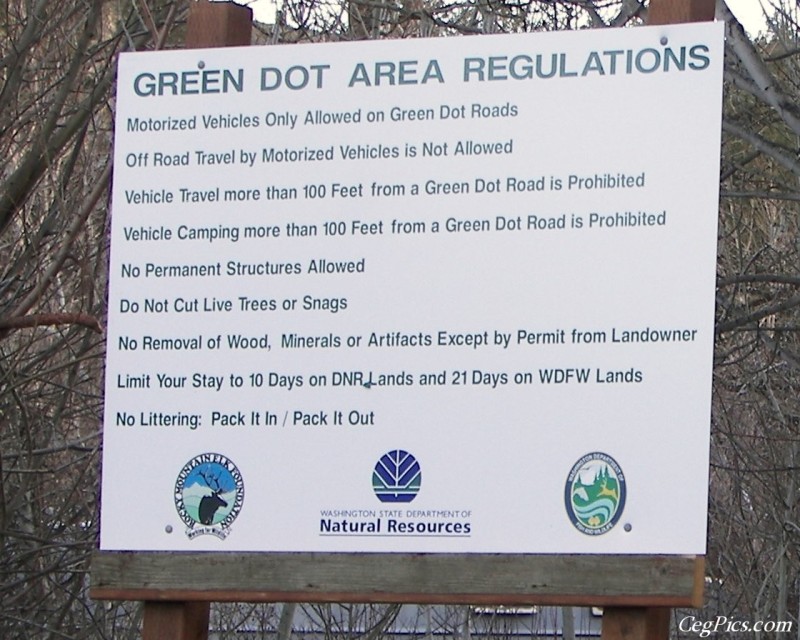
[0,313,102,335]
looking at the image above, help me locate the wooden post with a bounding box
[600,0,716,635]
[143,602,211,640]
[601,608,670,640]
[184,0,253,49]
[140,3,252,638]
[648,0,714,25]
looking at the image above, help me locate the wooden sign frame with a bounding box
[90,550,703,639]
[91,1,717,638]
[90,551,704,606]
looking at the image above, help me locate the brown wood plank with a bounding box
[184,0,252,49]
[645,608,671,640]
[691,556,706,608]
[91,553,703,607]
[600,608,670,640]
[648,0,715,25]
[143,602,210,640]
[628,0,717,635]
[137,6,254,639]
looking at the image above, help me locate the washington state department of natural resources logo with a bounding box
[564,452,626,535]
[174,453,244,540]
[319,449,472,537]
[372,449,422,502]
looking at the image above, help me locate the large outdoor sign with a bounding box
[100,22,724,554]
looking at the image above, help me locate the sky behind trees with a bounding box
[246,0,772,34]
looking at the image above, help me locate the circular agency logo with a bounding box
[372,449,422,503]
[564,452,626,535]
[174,453,244,540]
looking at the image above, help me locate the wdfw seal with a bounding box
[564,452,625,535]
[174,453,244,540]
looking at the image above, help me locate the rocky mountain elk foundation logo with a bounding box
[564,452,626,535]
[372,449,422,502]
[174,453,244,540]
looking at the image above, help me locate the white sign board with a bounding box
[100,23,724,554]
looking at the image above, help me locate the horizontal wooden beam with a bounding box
[91,552,703,608]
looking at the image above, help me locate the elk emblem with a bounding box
[175,453,244,539]
[198,468,229,525]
